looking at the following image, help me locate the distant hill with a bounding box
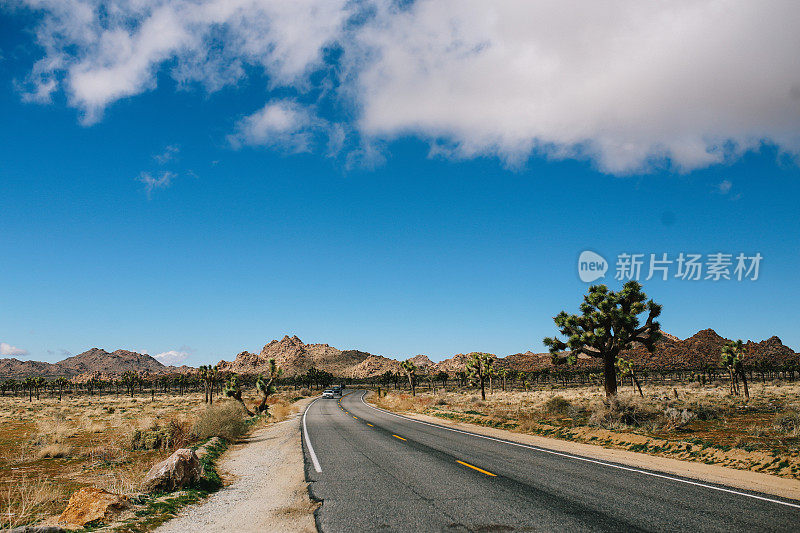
[3,329,798,380]
[0,348,179,379]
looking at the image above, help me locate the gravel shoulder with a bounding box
[396,410,800,501]
[155,398,317,533]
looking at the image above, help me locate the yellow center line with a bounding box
[456,460,497,477]
[353,416,358,419]
[366,423,374,427]
[392,434,406,441]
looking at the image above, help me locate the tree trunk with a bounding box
[739,369,750,399]
[603,356,618,397]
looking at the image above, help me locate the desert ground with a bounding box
[0,388,299,530]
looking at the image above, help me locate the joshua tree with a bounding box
[499,368,509,392]
[544,281,661,398]
[224,374,255,415]
[400,360,417,396]
[199,365,219,404]
[436,371,449,390]
[466,352,494,400]
[721,340,749,399]
[456,371,467,387]
[615,357,643,397]
[121,371,139,398]
[54,377,69,401]
[33,377,46,400]
[255,359,283,414]
[22,377,36,402]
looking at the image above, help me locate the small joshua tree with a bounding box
[615,357,643,397]
[721,340,749,399]
[255,359,282,414]
[224,374,255,415]
[466,352,494,400]
[401,359,417,396]
[544,281,661,398]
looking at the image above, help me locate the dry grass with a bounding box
[0,388,299,528]
[0,477,65,529]
[375,381,800,479]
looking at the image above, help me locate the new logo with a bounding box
[578,251,607,282]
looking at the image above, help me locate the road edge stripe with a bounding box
[303,397,323,473]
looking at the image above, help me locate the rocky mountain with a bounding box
[4,329,797,380]
[59,348,167,375]
[217,335,375,377]
[0,348,177,379]
[0,358,63,379]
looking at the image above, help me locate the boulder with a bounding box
[57,487,128,527]
[142,448,203,492]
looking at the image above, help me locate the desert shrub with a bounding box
[269,400,292,421]
[131,419,192,450]
[299,388,312,396]
[774,411,800,436]
[685,402,721,421]
[686,381,702,389]
[661,407,697,430]
[589,396,659,428]
[36,443,73,459]
[102,406,115,414]
[435,398,448,406]
[542,396,572,415]
[193,401,249,441]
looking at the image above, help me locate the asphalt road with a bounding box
[302,390,800,532]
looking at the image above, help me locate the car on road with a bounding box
[322,389,335,399]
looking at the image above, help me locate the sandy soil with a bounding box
[155,398,317,533]
[400,410,800,501]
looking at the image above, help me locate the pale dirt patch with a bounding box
[400,410,800,501]
[154,398,317,533]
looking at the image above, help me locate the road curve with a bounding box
[302,390,800,532]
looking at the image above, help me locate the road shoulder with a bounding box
[155,397,318,533]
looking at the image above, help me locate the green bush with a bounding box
[192,401,250,441]
[543,396,572,415]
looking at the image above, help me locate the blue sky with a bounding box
[1,1,799,366]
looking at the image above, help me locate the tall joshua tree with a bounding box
[466,352,494,400]
[54,377,69,401]
[721,340,749,399]
[199,365,219,404]
[255,359,283,414]
[224,374,255,415]
[23,377,36,402]
[544,281,661,398]
[400,360,417,396]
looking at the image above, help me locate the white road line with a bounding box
[303,397,322,473]
[358,392,800,510]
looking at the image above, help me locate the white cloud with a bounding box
[154,144,179,164]
[15,0,800,174]
[19,0,353,123]
[717,180,733,194]
[229,99,321,152]
[153,349,190,366]
[137,170,176,197]
[350,0,800,173]
[0,342,29,356]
